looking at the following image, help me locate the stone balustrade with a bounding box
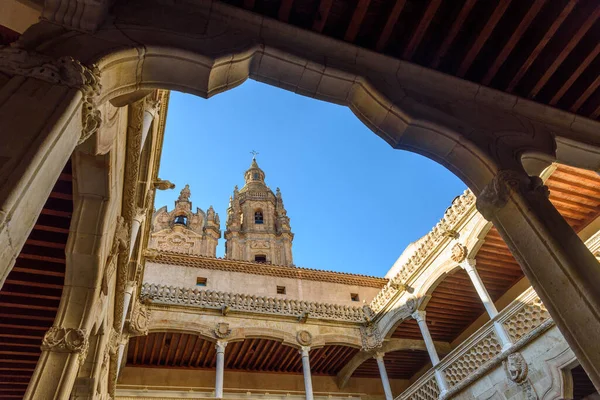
[141,283,370,323]
[370,190,475,314]
[396,287,552,400]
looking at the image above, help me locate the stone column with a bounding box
[129,210,146,260]
[140,99,160,155]
[300,346,314,400]
[374,352,393,400]
[412,311,448,395]
[0,49,100,289]
[215,341,228,398]
[477,170,600,390]
[459,259,512,350]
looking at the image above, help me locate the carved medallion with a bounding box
[504,352,528,384]
[360,324,383,351]
[296,330,312,346]
[215,323,232,339]
[128,302,151,336]
[450,243,468,263]
[42,327,88,358]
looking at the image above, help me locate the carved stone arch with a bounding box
[234,327,297,347]
[147,321,216,342]
[540,347,577,400]
[314,334,362,349]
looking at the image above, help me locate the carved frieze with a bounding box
[296,330,312,346]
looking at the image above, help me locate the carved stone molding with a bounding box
[450,243,468,263]
[360,324,383,351]
[42,327,89,364]
[476,171,550,221]
[128,301,151,337]
[0,47,102,145]
[504,352,528,384]
[296,330,312,346]
[214,322,232,339]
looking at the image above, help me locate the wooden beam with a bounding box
[402,0,442,60]
[33,224,69,234]
[529,6,599,98]
[482,0,547,85]
[457,0,512,77]
[431,0,477,68]
[278,0,294,22]
[569,74,600,113]
[25,239,66,250]
[507,0,578,92]
[344,0,371,42]
[591,101,600,119]
[312,0,334,33]
[375,0,407,52]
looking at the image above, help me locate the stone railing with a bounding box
[397,287,552,400]
[141,283,370,323]
[370,190,475,313]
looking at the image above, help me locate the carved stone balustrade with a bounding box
[396,288,552,400]
[141,283,371,323]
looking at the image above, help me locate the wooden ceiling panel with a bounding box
[128,333,359,376]
[352,349,430,379]
[0,162,72,399]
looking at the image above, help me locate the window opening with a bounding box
[254,210,264,224]
[351,293,360,302]
[174,215,188,226]
[277,286,286,294]
[196,277,207,286]
[255,254,267,263]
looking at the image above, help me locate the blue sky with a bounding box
[155,81,466,277]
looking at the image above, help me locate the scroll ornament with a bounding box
[42,327,89,364]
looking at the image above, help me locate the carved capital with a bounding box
[144,98,161,117]
[450,243,468,263]
[411,310,426,322]
[476,171,549,220]
[296,330,313,346]
[374,352,385,361]
[215,340,228,352]
[214,322,232,339]
[299,346,311,357]
[360,324,383,351]
[42,327,88,364]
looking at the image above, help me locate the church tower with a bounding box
[149,185,221,256]
[225,157,294,265]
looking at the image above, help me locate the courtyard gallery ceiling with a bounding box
[219,0,600,121]
[0,162,72,399]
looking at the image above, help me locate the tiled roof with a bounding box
[149,251,388,288]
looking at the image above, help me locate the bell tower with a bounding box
[224,157,294,265]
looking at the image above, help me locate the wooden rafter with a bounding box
[529,5,599,98]
[550,42,600,106]
[481,0,547,85]
[344,0,371,42]
[402,0,442,60]
[375,0,407,52]
[430,0,477,68]
[278,0,294,22]
[457,0,512,77]
[312,0,334,33]
[569,72,600,113]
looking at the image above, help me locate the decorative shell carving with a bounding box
[214,322,232,339]
[296,330,312,346]
[450,243,468,263]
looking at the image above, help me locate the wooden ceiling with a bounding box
[352,349,430,379]
[127,333,358,375]
[0,162,72,399]
[392,163,600,379]
[220,0,600,120]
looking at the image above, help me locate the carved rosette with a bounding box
[360,324,383,351]
[296,330,313,346]
[128,301,151,336]
[42,327,89,364]
[450,243,468,263]
[214,322,232,339]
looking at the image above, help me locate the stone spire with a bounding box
[224,157,294,265]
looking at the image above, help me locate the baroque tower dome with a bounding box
[225,157,294,265]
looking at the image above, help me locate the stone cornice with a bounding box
[148,251,388,288]
[141,283,371,323]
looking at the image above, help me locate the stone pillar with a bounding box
[0,49,101,289]
[412,311,448,394]
[129,210,146,260]
[460,259,512,350]
[300,346,314,400]
[215,341,227,398]
[374,352,393,400]
[140,99,160,155]
[476,170,600,390]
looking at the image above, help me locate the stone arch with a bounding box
[147,321,216,341]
